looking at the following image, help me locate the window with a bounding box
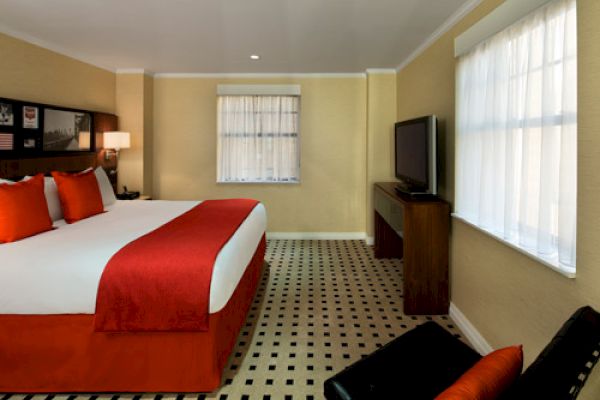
[455,0,577,276]
[217,94,300,183]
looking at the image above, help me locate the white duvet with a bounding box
[0,200,266,315]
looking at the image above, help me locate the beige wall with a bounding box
[397,0,600,376]
[116,72,154,194]
[143,74,154,196]
[396,0,504,202]
[116,73,143,192]
[366,72,397,237]
[3,4,599,392]
[153,77,367,232]
[0,33,115,113]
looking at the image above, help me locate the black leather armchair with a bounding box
[324,306,600,400]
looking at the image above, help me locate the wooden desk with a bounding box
[374,182,449,315]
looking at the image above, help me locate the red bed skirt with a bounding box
[0,235,266,393]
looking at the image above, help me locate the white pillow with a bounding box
[0,178,15,185]
[43,177,64,222]
[23,167,115,220]
[94,167,117,207]
[23,175,63,222]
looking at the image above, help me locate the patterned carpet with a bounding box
[1,239,465,400]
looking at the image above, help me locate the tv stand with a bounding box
[394,185,438,200]
[374,182,449,314]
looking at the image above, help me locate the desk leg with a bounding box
[373,211,403,259]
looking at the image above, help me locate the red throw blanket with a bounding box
[94,199,260,332]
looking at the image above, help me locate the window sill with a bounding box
[452,214,575,279]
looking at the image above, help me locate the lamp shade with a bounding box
[103,131,131,150]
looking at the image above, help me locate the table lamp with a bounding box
[103,131,130,160]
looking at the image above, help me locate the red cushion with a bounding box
[0,174,53,243]
[435,345,523,400]
[51,170,104,223]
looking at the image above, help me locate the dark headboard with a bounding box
[0,153,97,179]
[0,111,118,180]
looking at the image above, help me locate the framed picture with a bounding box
[0,103,14,126]
[0,132,14,150]
[23,138,36,149]
[43,108,92,151]
[23,105,39,129]
[0,97,96,155]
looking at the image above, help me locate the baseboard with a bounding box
[266,232,368,241]
[365,236,374,245]
[449,302,494,355]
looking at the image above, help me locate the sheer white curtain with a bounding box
[217,95,300,183]
[455,0,577,275]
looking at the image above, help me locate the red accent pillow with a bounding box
[435,345,523,400]
[51,170,104,223]
[0,174,53,243]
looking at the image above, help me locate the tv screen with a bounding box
[394,115,437,195]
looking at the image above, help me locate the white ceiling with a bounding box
[0,0,476,74]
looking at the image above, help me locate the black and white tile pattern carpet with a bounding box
[1,240,465,400]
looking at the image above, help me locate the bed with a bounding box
[0,156,267,393]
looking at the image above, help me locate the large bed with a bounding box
[0,161,267,393]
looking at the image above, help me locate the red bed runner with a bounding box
[94,199,259,332]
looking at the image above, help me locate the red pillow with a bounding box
[51,170,104,223]
[0,174,53,243]
[435,345,523,400]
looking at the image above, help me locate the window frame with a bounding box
[453,0,577,278]
[216,94,301,184]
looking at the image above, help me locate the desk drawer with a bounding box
[374,187,404,237]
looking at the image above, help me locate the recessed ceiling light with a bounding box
[250,54,260,60]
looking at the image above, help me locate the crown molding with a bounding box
[366,68,396,75]
[154,72,366,79]
[396,0,484,72]
[455,0,554,57]
[0,24,115,73]
[116,68,154,76]
[1,0,485,79]
[0,25,367,77]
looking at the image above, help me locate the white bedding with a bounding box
[0,200,266,315]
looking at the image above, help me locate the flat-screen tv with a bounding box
[394,115,438,196]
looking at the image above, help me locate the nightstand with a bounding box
[116,193,151,200]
